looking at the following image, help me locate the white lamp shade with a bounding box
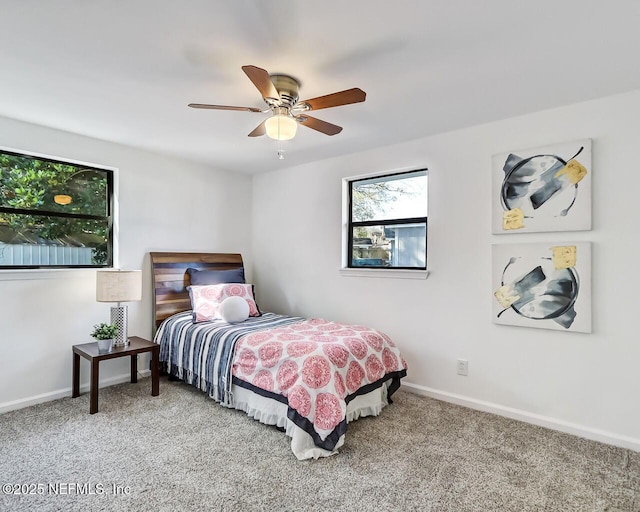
[96,270,142,303]
[265,115,297,140]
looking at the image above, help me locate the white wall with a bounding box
[0,116,252,411]
[252,90,640,449]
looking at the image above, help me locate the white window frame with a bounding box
[340,167,429,280]
[0,145,119,281]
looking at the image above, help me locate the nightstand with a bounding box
[72,336,159,414]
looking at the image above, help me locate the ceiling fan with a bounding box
[188,65,366,141]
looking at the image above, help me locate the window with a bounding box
[347,169,427,270]
[0,149,113,268]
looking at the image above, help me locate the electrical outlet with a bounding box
[457,359,468,376]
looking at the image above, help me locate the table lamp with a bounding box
[96,270,142,347]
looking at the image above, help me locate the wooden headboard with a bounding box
[150,252,244,329]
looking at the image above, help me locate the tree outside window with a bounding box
[348,169,427,269]
[0,150,113,268]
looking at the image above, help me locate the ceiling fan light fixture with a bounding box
[265,114,297,141]
[54,194,72,205]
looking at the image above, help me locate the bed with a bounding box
[151,252,408,459]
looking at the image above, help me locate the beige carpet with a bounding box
[1,377,638,512]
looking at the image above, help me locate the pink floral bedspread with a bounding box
[232,318,407,442]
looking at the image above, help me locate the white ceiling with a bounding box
[1,1,640,174]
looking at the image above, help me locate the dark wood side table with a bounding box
[72,336,160,414]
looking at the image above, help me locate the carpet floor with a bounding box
[1,377,638,512]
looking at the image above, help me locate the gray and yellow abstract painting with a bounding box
[492,140,592,233]
[492,242,592,333]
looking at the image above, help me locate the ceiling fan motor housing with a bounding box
[269,74,300,107]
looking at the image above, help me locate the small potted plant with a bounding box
[91,323,118,354]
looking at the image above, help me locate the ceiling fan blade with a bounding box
[188,103,263,113]
[299,88,366,111]
[241,65,280,101]
[298,115,343,136]
[248,121,266,137]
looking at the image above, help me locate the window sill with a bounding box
[0,268,98,281]
[339,268,429,280]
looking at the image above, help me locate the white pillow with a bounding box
[218,296,250,324]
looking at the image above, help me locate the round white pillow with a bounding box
[219,296,250,324]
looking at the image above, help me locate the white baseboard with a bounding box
[5,374,638,452]
[0,369,151,414]
[402,381,640,453]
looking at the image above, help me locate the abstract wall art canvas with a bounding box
[492,242,591,333]
[492,139,592,234]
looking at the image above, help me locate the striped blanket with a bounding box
[154,312,304,405]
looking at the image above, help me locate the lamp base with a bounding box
[110,305,129,347]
